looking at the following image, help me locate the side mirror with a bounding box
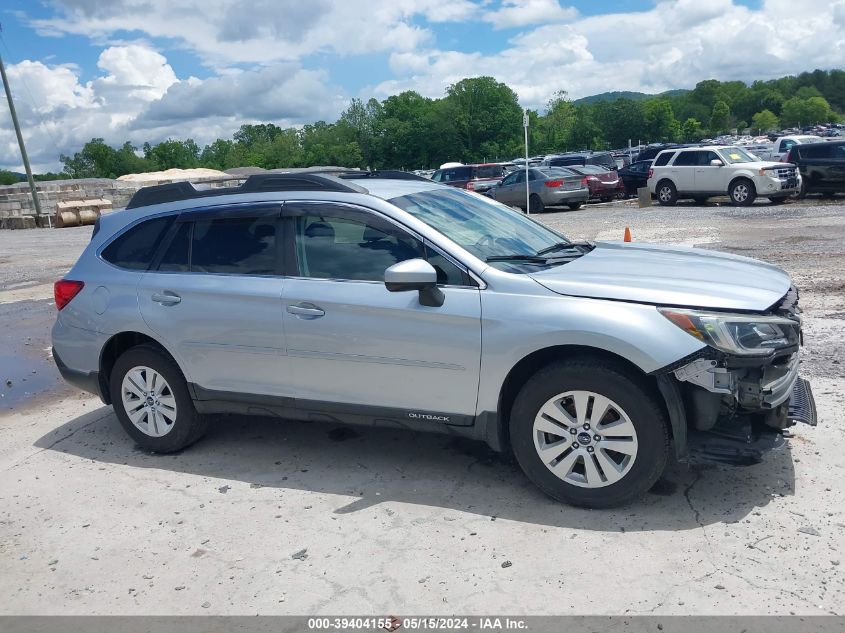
[710,159,724,167]
[384,259,444,307]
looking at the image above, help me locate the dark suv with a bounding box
[785,141,845,196]
[430,164,504,193]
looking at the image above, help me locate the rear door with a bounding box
[137,204,289,398]
[280,201,482,422]
[669,150,699,191]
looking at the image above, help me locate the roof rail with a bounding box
[125,173,367,209]
[336,170,431,182]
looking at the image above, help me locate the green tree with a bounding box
[443,76,522,162]
[751,109,779,134]
[680,118,705,142]
[143,139,200,170]
[643,99,679,141]
[709,100,731,134]
[0,170,20,185]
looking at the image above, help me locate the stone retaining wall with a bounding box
[0,176,245,229]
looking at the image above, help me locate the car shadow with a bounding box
[35,406,796,532]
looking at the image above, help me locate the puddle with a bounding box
[0,353,59,411]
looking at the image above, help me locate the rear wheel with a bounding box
[656,181,678,206]
[528,194,545,214]
[509,359,670,508]
[567,202,583,211]
[729,179,756,206]
[110,344,207,452]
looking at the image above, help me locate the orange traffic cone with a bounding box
[623,226,632,242]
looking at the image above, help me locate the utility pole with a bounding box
[523,109,530,214]
[0,35,43,219]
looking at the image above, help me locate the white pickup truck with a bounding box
[647,145,801,206]
[753,135,824,162]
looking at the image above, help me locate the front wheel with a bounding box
[110,344,208,452]
[730,179,756,206]
[509,359,670,508]
[528,194,545,214]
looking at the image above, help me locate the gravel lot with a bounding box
[0,198,843,615]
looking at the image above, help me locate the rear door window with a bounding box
[191,217,277,275]
[101,216,173,270]
[474,165,503,179]
[672,151,699,166]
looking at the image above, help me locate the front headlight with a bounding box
[659,308,799,356]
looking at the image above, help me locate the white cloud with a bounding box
[0,45,340,172]
[32,0,479,67]
[483,0,578,29]
[374,0,845,109]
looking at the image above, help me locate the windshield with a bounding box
[719,147,757,163]
[389,188,572,271]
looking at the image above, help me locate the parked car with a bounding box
[753,135,824,162]
[635,144,695,162]
[542,152,617,171]
[431,163,504,193]
[566,165,625,202]
[486,167,589,212]
[648,146,801,206]
[618,160,653,196]
[52,172,816,508]
[785,140,845,196]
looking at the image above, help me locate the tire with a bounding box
[567,202,583,211]
[655,180,678,206]
[729,179,756,206]
[693,196,708,205]
[528,194,545,214]
[110,343,207,452]
[509,359,670,508]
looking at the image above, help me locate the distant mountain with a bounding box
[574,89,689,104]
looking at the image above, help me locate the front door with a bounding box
[694,150,727,193]
[138,205,289,397]
[495,171,523,205]
[280,201,482,424]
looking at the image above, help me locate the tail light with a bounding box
[647,168,654,179]
[465,181,475,190]
[544,180,564,187]
[54,279,84,311]
[581,176,589,185]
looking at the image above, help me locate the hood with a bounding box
[529,241,790,311]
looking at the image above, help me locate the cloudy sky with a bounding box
[1,0,844,171]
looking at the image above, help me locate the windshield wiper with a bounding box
[484,254,549,263]
[535,241,595,256]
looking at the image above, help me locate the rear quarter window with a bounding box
[101,216,173,270]
[474,165,503,179]
[654,152,675,166]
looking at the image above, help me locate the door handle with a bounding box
[151,291,181,305]
[287,303,325,319]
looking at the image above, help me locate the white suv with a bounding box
[647,145,801,206]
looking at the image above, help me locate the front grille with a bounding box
[773,166,796,180]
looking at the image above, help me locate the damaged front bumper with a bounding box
[669,350,817,466]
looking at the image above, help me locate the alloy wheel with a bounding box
[121,366,178,437]
[733,184,749,202]
[532,390,638,488]
[658,186,673,202]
